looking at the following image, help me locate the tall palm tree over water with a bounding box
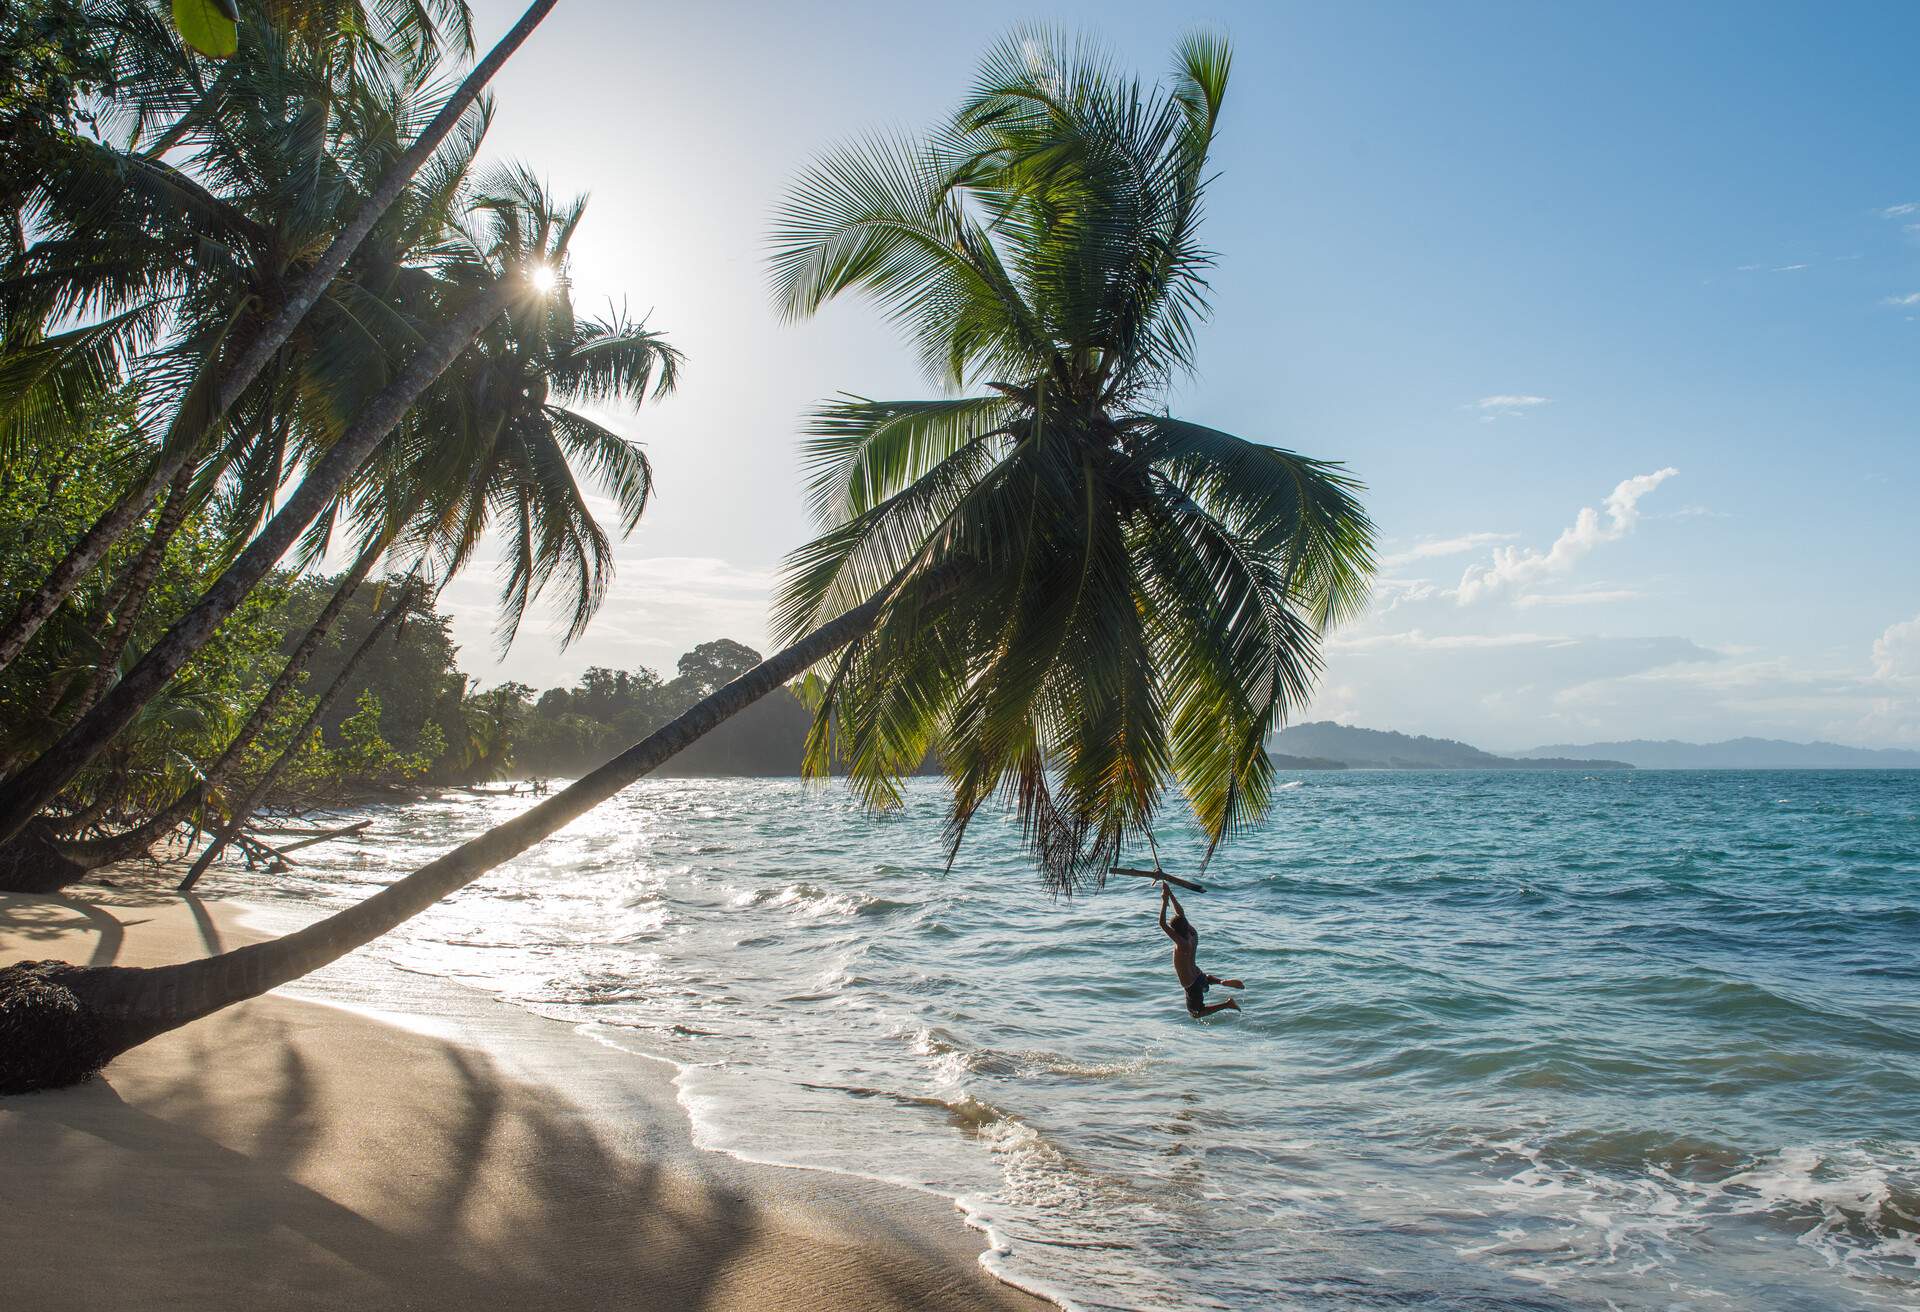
[0,30,1373,1094]
[770,30,1373,889]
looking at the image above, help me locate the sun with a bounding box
[529,264,559,294]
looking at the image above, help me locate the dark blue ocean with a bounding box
[233,769,1920,1310]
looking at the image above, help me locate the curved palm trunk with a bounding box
[69,462,200,716]
[0,583,896,1094]
[0,0,561,679]
[96,458,202,622]
[45,793,113,837]
[0,277,520,854]
[4,462,204,753]
[0,450,193,681]
[178,577,415,890]
[56,540,388,873]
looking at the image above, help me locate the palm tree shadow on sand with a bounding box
[0,894,1025,1310]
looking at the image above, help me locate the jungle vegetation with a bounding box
[0,12,1374,1095]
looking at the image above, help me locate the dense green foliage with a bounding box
[0,12,1370,922]
[506,640,815,778]
[0,393,289,813]
[0,416,815,805]
[0,1,682,854]
[252,601,817,789]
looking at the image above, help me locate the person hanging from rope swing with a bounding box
[1159,882,1244,1017]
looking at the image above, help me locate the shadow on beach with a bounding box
[0,893,1040,1311]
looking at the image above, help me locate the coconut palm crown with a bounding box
[319,165,679,658]
[770,30,1375,894]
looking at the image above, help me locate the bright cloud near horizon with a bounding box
[1455,468,1678,605]
[436,0,1918,750]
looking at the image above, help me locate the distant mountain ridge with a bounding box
[1269,722,1630,771]
[1511,738,1920,769]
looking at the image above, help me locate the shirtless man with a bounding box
[1159,883,1243,1017]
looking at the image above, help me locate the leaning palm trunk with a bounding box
[178,576,416,890]
[96,460,200,626]
[0,0,562,679]
[0,580,902,1094]
[0,279,523,856]
[56,539,389,872]
[69,463,200,717]
[0,463,201,756]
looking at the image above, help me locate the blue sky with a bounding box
[440,0,1919,748]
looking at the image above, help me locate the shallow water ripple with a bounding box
[223,770,1919,1310]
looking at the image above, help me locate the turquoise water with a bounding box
[228,769,1920,1310]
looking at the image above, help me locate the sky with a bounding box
[432,0,1919,750]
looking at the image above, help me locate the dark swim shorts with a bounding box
[1185,972,1213,1014]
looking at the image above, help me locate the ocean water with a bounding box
[215,770,1919,1310]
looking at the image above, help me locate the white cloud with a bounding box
[1539,618,1920,746]
[1878,202,1920,218]
[1456,468,1678,605]
[440,554,777,683]
[1378,531,1517,569]
[1772,263,1809,272]
[1872,613,1920,683]
[1329,629,1577,652]
[1305,632,1721,744]
[1515,589,1643,608]
[1883,293,1920,307]
[1472,394,1552,421]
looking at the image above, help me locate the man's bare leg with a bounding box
[1191,998,1240,1017]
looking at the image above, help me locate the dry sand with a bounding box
[0,889,1051,1311]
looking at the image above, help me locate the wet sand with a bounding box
[0,888,1050,1311]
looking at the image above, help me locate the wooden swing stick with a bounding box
[1109,867,1206,893]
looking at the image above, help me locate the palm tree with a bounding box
[766,30,1375,889]
[0,0,558,677]
[12,234,674,884]
[0,170,586,850]
[176,571,429,888]
[46,535,392,875]
[170,267,677,885]
[0,30,1374,1093]
[386,172,678,652]
[3,31,513,774]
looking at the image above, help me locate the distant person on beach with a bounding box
[1160,884,1243,1017]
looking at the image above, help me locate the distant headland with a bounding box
[1269,722,1920,770]
[1267,723,1630,770]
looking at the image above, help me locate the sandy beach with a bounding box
[0,887,1050,1311]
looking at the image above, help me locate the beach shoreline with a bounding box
[0,886,1054,1312]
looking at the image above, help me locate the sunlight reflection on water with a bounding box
[217,771,1920,1311]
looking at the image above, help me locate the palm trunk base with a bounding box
[0,824,92,894]
[0,960,120,1094]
